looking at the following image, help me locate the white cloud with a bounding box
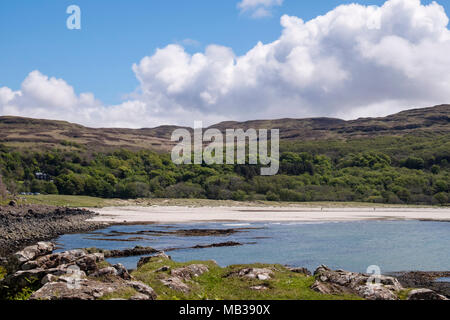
[1,0,450,128]
[237,0,283,18]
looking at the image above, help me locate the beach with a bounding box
[89,206,450,224]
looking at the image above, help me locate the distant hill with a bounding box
[0,104,448,152]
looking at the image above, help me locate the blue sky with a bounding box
[1,0,450,127]
[1,0,445,105]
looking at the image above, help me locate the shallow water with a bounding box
[55,220,450,273]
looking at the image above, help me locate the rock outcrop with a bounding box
[0,242,156,300]
[171,264,209,281]
[231,268,275,281]
[311,265,403,300]
[160,277,191,293]
[0,205,103,257]
[137,252,172,268]
[407,289,448,300]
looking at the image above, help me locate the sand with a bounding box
[89,206,450,224]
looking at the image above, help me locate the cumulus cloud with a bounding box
[237,0,284,18]
[1,0,450,128]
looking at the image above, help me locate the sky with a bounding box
[1,0,450,128]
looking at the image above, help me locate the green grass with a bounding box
[14,194,434,209]
[397,288,414,300]
[20,194,112,208]
[0,266,6,281]
[132,257,362,300]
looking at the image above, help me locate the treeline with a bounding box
[0,133,449,205]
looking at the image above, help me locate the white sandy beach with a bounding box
[89,206,450,224]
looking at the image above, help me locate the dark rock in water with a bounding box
[87,246,159,258]
[8,200,17,207]
[191,241,243,249]
[312,265,403,300]
[407,289,448,300]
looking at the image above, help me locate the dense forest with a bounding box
[0,131,449,205]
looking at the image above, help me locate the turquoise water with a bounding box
[55,220,450,273]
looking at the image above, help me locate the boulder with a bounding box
[2,268,48,291]
[236,268,274,281]
[21,250,104,274]
[137,252,171,268]
[91,267,118,277]
[250,285,269,291]
[30,278,157,300]
[407,289,448,300]
[171,264,209,280]
[312,265,403,300]
[113,263,132,280]
[126,281,157,300]
[160,277,190,293]
[12,242,55,265]
[30,279,119,300]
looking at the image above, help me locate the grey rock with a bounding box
[407,289,448,300]
[236,268,274,281]
[312,265,403,300]
[160,277,190,293]
[13,242,55,265]
[137,251,171,268]
[113,263,132,280]
[126,281,157,300]
[171,264,209,280]
[91,267,118,277]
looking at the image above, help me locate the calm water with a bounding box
[55,220,450,273]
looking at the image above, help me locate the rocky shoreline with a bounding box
[0,204,106,257]
[0,242,448,301]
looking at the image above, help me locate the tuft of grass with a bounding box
[96,260,112,270]
[132,258,361,301]
[0,266,6,281]
[397,288,414,300]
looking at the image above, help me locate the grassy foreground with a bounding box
[13,194,435,209]
[131,257,361,300]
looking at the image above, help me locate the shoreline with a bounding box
[89,205,450,224]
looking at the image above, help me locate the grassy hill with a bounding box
[0,104,448,152]
[0,105,448,205]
